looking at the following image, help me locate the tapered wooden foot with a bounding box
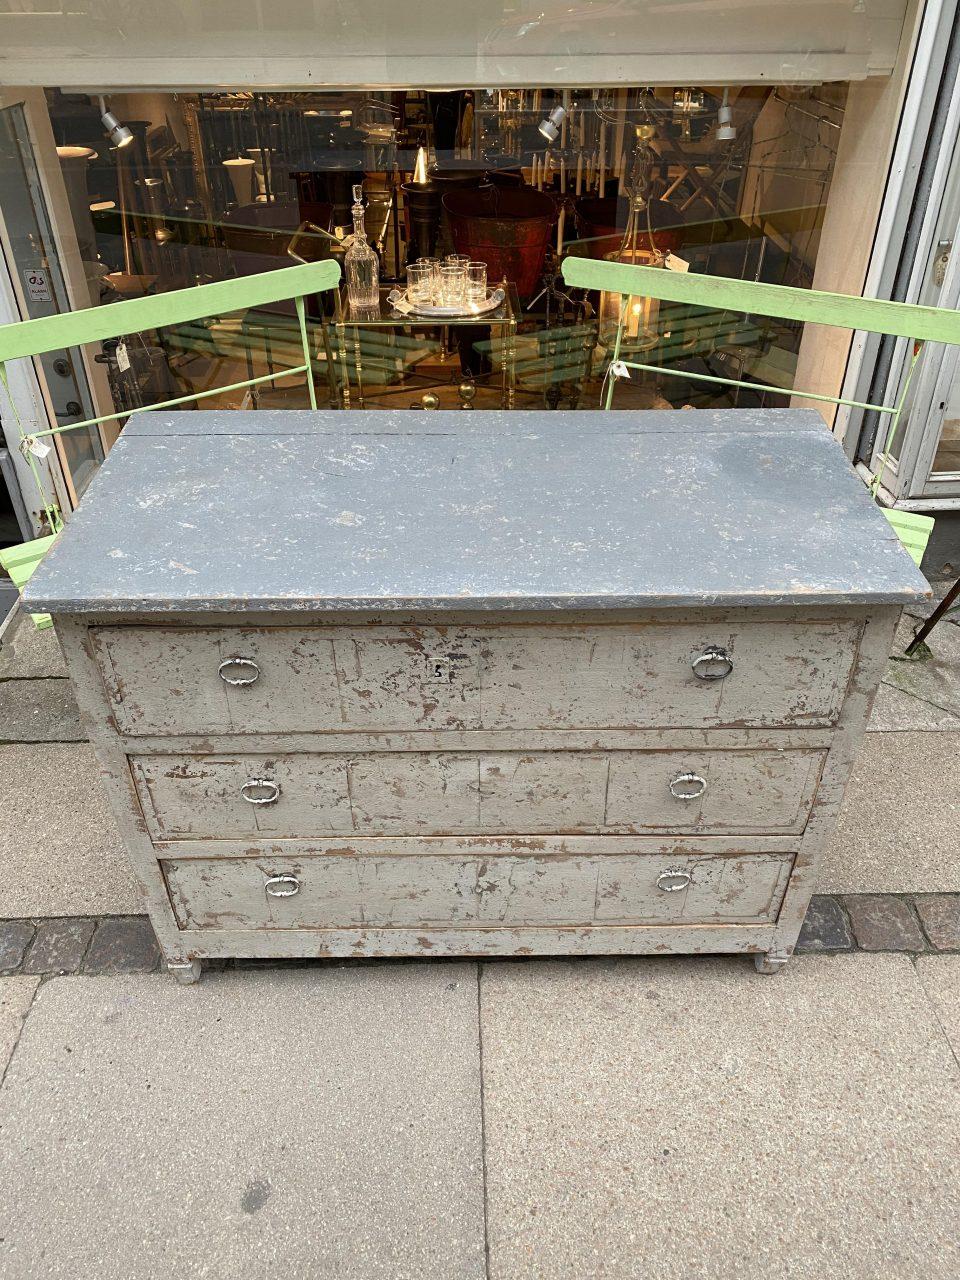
[167,958,202,985]
[754,950,790,975]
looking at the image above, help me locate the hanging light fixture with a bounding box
[717,89,737,142]
[98,97,134,149]
[538,104,566,143]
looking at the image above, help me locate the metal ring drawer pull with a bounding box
[669,772,707,801]
[657,868,692,893]
[691,645,733,681]
[218,656,261,687]
[264,874,300,898]
[240,778,281,806]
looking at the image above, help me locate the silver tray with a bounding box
[387,287,505,319]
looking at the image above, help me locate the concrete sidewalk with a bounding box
[1,953,958,1279]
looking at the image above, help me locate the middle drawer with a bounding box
[131,747,825,839]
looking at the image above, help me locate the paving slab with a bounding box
[0,976,38,1076]
[0,743,141,917]
[819,731,960,893]
[480,954,960,1280]
[0,966,485,1280]
[916,955,960,1062]
[0,678,83,742]
[868,679,960,731]
[881,613,960,720]
[0,621,67,679]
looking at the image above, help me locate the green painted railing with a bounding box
[0,258,340,626]
[561,255,950,567]
[0,259,340,523]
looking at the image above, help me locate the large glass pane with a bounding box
[39,85,845,417]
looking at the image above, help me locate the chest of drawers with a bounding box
[24,408,928,982]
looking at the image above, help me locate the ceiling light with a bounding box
[99,97,134,149]
[717,89,736,142]
[538,104,566,143]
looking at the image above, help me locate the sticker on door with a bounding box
[22,268,51,302]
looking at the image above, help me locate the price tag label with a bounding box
[21,436,52,460]
[610,360,631,380]
[664,253,690,273]
[115,341,131,372]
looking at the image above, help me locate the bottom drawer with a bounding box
[162,850,794,931]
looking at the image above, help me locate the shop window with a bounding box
[36,85,844,418]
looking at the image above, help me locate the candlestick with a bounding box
[560,109,567,194]
[575,153,583,196]
[598,124,606,198]
[556,204,565,255]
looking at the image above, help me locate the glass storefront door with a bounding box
[0,102,104,511]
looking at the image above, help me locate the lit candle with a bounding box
[575,153,583,196]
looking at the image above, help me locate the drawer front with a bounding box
[95,619,858,737]
[163,850,794,930]
[94,625,481,736]
[132,748,824,839]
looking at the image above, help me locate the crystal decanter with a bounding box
[344,183,379,309]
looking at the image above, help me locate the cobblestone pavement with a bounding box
[0,893,955,977]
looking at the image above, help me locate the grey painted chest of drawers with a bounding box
[24,408,928,982]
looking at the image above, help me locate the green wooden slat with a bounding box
[0,261,340,363]
[884,510,934,567]
[0,535,56,629]
[561,257,960,345]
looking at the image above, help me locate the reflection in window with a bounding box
[43,85,844,417]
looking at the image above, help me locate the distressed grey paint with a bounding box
[131,746,823,839]
[24,410,927,614]
[93,618,859,737]
[162,851,794,930]
[40,409,919,978]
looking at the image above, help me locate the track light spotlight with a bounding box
[717,88,736,142]
[99,97,134,149]
[538,104,566,143]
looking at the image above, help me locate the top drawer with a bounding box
[92,620,859,737]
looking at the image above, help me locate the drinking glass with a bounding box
[446,254,470,270]
[466,262,487,304]
[406,261,434,305]
[438,264,466,308]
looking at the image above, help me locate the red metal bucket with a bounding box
[442,186,557,298]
